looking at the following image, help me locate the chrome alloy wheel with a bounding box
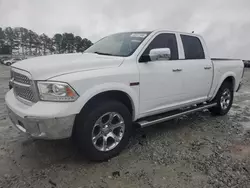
[220,88,231,110]
[91,112,125,152]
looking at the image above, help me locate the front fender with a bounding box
[72,82,139,120]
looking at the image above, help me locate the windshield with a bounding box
[85,32,151,57]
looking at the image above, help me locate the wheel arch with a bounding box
[81,90,135,118]
[223,76,235,90]
[73,83,139,121]
[210,72,236,101]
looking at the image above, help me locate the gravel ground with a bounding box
[0,64,250,188]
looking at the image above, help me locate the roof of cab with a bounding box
[151,29,202,37]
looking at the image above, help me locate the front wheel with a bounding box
[209,81,234,115]
[74,100,132,161]
[6,62,11,66]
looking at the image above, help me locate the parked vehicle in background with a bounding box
[3,58,22,66]
[0,57,11,64]
[243,60,250,68]
[5,29,244,161]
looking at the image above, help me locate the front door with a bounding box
[138,32,185,117]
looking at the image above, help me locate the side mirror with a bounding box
[149,48,171,61]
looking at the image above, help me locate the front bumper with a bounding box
[5,90,76,139]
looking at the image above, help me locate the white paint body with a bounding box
[5,30,244,139]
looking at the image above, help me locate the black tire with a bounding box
[6,62,11,66]
[74,100,132,161]
[209,81,234,115]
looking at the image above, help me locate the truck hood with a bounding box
[12,53,124,80]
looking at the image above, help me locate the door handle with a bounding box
[172,69,182,72]
[204,66,211,70]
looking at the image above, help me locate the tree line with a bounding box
[0,27,93,56]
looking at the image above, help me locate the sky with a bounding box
[0,0,250,59]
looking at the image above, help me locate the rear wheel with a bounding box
[209,81,234,115]
[74,100,132,161]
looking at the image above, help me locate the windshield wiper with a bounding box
[93,51,114,56]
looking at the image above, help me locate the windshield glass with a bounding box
[85,32,151,57]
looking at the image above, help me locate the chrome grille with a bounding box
[14,84,35,102]
[12,71,30,85]
[11,69,37,103]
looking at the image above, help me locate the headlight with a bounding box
[37,81,79,102]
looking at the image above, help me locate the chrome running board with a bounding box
[137,103,217,128]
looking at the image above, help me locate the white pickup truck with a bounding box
[5,30,244,161]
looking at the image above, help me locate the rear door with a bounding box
[179,34,213,102]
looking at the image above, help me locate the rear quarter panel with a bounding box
[208,59,244,99]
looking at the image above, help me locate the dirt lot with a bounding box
[0,64,250,188]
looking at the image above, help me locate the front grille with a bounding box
[14,84,35,102]
[11,71,30,85]
[11,69,37,103]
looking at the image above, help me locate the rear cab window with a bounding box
[181,35,205,59]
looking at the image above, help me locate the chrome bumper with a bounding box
[7,106,75,139]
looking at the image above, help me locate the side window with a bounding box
[142,33,179,60]
[181,35,205,59]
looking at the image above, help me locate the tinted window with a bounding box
[181,35,205,59]
[142,33,179,60]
